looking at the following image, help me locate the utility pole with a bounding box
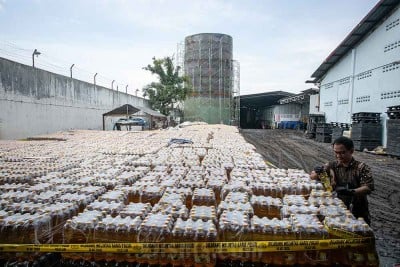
[70,64,75,78]
[126,85,129,118]
[32,49,41,68]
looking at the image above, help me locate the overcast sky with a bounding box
[0,0,380,96]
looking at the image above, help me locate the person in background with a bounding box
[310,136,374,225]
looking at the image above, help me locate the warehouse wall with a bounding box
[319,6,400,145]
[0,57,148,140]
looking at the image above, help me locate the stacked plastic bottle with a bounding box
[138,213,174,242]
[171,218,218,266]
[86,200,125,217]
[251,195,282,218]
[192,188,216,207]
[190,205,217,223]
[119,202,152,219]
[63,210,104,244]
[0,212,52,244]
[156,191,189,219]
[139,185,165,205]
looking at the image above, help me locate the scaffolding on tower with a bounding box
[177,33,240,125]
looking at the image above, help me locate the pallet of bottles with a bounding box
[0,244,379,267]
[386,105,400,120]
[0,185,379,267]
[0,126,379,266]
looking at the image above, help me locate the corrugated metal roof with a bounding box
[102,104,140,116]
[103,104,166,118]
[239,91,294,109]
[278,88,319,105]
[311,0,400,82]
[136,106,166,117]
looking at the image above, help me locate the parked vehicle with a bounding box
[113,117,147,130]
[128,117,146,126]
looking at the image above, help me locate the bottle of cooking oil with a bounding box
[170,219,185,266]
[92,221,107,262]
[116,222,128,242]
[348,249,366,267]
[172,218,185,241]
[193,220,216,267]
[364,248,379,267]
[63,219,74,243]
[206,222,217,242]
[183,222,194,242]
[128,217,141,243]
[315,167,332,192]
[271,198,283,219]
[15,220,26,243]
[273,219,296,266]
[105,224,118,262]
[193,224,213,267]
[94,221,106,242]
[192,188,216,207]
[253,218,273,265]
[74,220,90,244]
[296,226,316,266]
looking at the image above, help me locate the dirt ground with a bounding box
[241,129,400,267]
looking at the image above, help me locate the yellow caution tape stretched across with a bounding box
[323,220,366,239]
[0,238,374,254]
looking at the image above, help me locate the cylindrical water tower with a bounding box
[183,33,234,124]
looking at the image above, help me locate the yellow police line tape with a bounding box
[325,226,363,239]
[264,160,277,168]
[0,238,374,254]
[323,221,365,239]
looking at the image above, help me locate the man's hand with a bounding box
[310,171,319,180]
[313,166,325,174]
[336,186,355,196]
[310,166,324,180]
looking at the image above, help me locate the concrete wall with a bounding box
[0,57,149,140]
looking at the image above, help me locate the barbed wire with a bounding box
[0,40,137,94]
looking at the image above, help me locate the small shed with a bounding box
[133,106,167,129]
[102,104,140,130]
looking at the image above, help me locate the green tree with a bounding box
[143,57,191,116]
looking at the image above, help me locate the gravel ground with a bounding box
[241,129,400,267]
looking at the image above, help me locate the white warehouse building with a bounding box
[309,0,400,146]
